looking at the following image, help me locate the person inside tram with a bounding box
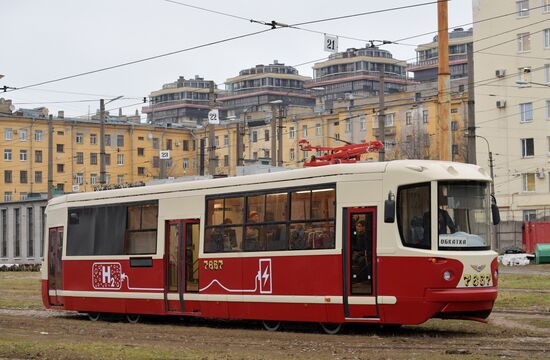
[222,218,237,250]
[351,219,371,282]
[423,191,457,244]
[245,210,261,251]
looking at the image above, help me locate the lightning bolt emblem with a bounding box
[262,265,270,286]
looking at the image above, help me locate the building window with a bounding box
[76,152,84,164]
[57,131,64,136]
[137,167,145,176]
[183,159,189,169]
[386,113,395,127]
[153,138,159,149]
[138,136,144,141]
[545,29,550,49]
[316,123,322,135]
[224,155,229,167]
[28,207,34,258]
[167,139,173,150]
[345,120,351,133]
[20,150,27,161]
[20,129,27,142]
[4,170,12,183]
[406,112,412,125]
[4,128,12,140]
[289,127,295,139]
[105,174,111,185]
[183,140,190,150]
[56,144,64,153]
[302,125,308,137]
[117,154,124,165]
[214,137,219,147]
[105,154,111,165]
[544,0,550,12]
[264,150,270,159]
[547,100,550,120]
[20,171,28,184]
[56,183,65,192]
[522,173,536,191]
[76,133,83,144]
[521,138,535,157]
[117,175,124,184]
[75,173,83,185]
[265,130,270,142]
[14,208,20,258]
[153,156,159,168]
[4,192,12,202]
[252,131,258,143]
[90,174,97,185]
[4,149,12,161]
[35,171,42,184]
[224,135,229,146]
[117,135,124,147]
[57,164,64,173]
[520,102,533,122]
[290,148,295,161]
[517,0,529,16]
[451,121,458,131]
[545,64,550,84]
[90,153,98,165]
[90,133,97,145]
[523,210,537,222]
[422,110,429,123]
[105,134,111,146]
[517,32,531,52]
[137,148,144,156]
[452,144,459,155]
[35,150,42,163]
[35,130,43,142]
[253,152,258,160]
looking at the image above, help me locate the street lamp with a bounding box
[475,134,495,196]
[100,95,123,184]
[515,80,550,87]
[269,100,284,167]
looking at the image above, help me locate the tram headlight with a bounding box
[443,270,453,282]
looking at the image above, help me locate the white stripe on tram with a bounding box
[49,290,397,305]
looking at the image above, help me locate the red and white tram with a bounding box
[42,160,500,333]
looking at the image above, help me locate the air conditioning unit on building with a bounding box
[495,69,506,78]
[496,100,507,108]
[537,169,546,179]
[175,141,181,147]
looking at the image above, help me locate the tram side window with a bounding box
[205,196,244,252]
[397,183,431,249]
[67,201,158,256]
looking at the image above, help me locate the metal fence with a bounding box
[494,208,550,253]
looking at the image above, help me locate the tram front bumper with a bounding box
[425,287,497,302]
[425,287,498,322]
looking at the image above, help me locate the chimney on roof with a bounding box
[58,110,64,119]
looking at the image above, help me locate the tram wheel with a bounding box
[262,320,282,332]
[87,312,101,321]
[126,314,141,324]
[319,322,342,335]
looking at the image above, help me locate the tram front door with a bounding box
[48,227,64,306]
[344,208,378,319]
[165,219,200,313]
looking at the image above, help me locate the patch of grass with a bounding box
[0,272,42,309]
[495,290,550,310]
[499,274,550,290]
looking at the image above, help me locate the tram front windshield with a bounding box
[397,181,491,251]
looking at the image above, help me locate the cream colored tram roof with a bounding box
[49,160,490,206]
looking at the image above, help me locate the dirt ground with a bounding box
[0,266,549,359]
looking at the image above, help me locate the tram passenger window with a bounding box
[204,226,243,253]
[308,221,335,249]
[397,183,431,249]
[124,204,158,255]
[266,193,287,222]
[289,223,309,250]
[291,191,311,221]
[265,224,288,250]
[247,195,265,222]
[311,189,335,219]
[207,199,224,226]
[225,197,244,224]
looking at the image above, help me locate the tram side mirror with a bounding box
[384,191,395,223]
[69,211,79,225]
[491,194,500,225]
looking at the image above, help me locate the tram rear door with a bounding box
[47,227,64,306]
[344,208,378,319]
[165,219,200,313]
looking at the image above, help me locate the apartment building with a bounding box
[473,0,550,219]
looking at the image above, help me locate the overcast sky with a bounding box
[1,0,472,119]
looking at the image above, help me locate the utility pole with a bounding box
[271,105,277,166]
[466,42,477,164]
[277,104,284,167]
[47,115,53,199]
[437,0,451,160]
[208,81,217,176]
[99,99,106,184]
[377,67,386,162]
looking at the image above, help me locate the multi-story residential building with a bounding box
[0,113,197,199]
[408,27,473,82]
[473,0,550,222]
[305,46,409,104]
[143,75,224,126]
[220,60,315,118]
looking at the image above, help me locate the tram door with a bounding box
[344,208,378,319]
[47,227,64,306]
[165,219,200,313]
